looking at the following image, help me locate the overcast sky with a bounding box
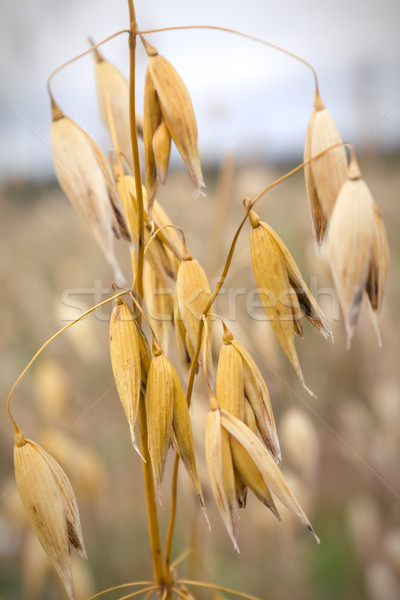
[1,0,399,180]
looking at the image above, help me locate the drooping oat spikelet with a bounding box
[152,120,172,185]
[328,157,375,347]
[176,246,213,379]
[142,37,204,214]
[304,89,348,247]
[143,63,163,208]
[220,411,320,543]
[365,204,389,346]
[169,360,205,509]
[216,338,244,421]
[231,339,281,462]
[205,410,238,551]
[173,287,192,376]
[93,45,140,167]
[50,101,128,282]
[14,432,87,600]
[249,209,331,386]
[145,346,174,488]
[109,300,141,453]
[143,261,173,352]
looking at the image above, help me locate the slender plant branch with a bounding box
[7,290,130,435]
[164,453,180,588]
[138,25,319,90]
[89,582,154,600]
[119,585,160,600]
[177,580,262,600]
[47,30,129,100]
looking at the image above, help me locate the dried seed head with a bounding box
[109,300,141,453]
[173,287,192,376]
[231,340,281,463]
[51,107,128,282]
[142,38,204,198]
[14,436,87,600]
[304,90,348,247]
[94,49,134,166]
[365,204,389,346]
[220,411,320,543]
[249,209,331,387]
[176,252,213,375]
[205,410,238,551]
[143,63,163,209]
[168,359,205,510]
[145,351,174,488]
[216,342,244,420]
[328,157,375,347]
[153,120,172,185]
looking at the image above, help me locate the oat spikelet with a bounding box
[94,46,141,167]
[231,340,281,462]
[50,102,127,283]
[220,411,320,543]
[205,410,238,551]
[304,90,347,247]
[142,38,204,202]
[109,300,141,453]
[145,348,174,489]
[249,210,329,388]
[216,340,244,421]
[168,360,205,510]
[176,246,213,379]
[328,157,375,347]
[365,204,389,346]
[14,434,87,600]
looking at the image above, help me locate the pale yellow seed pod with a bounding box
[216,342,244,420]
[143,64,162,209]
[304,90,347,247]
[94,53,133,167]
[328,157,375,347]
[169,359,205,509]
[220,411,320,543]
[145,350,174,488]
[229,436,280,520]
[249,211,303,383]
[205,410,238,551]
[153,120,172,185]
[176,251,213,369]
[365,203,389,346]
[143,39,204,193]
[173,287,192,376]
[51,106,126,282]
[14,435,86,600]
[144,261,173,352]
[231,339,281,463]
[109,301,141,453]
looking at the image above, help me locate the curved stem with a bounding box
[47,30,129,100]
[7,289,130,431]
[138,24,319,90]
[177,580,262,600]
[89,582,154,600]
[164,453,180,588]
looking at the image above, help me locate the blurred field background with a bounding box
[1,1,400,599]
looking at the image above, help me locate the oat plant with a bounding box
[7,1,389,599]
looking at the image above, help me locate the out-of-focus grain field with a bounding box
[1,152,399,599]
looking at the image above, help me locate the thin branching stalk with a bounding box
[89,582,154,600]
[138,25,319,90]
[177,580,263,600]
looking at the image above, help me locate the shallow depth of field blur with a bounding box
[1,1,400,599]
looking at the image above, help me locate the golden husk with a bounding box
[145,352,174,487]
[143,261,173,352]
[216,343,244,420]
[304,91,347,247]
[109,301,142,452]
[153,121,172,185]
[328,164,375,347]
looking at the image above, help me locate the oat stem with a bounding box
[7,290,130,434]
[164,453,180,588]
[127,2,165,591]
[89,582,154,599]
[177,580,262,600]
[138,25,319,90]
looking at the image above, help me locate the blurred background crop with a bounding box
[1,1,400,599]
